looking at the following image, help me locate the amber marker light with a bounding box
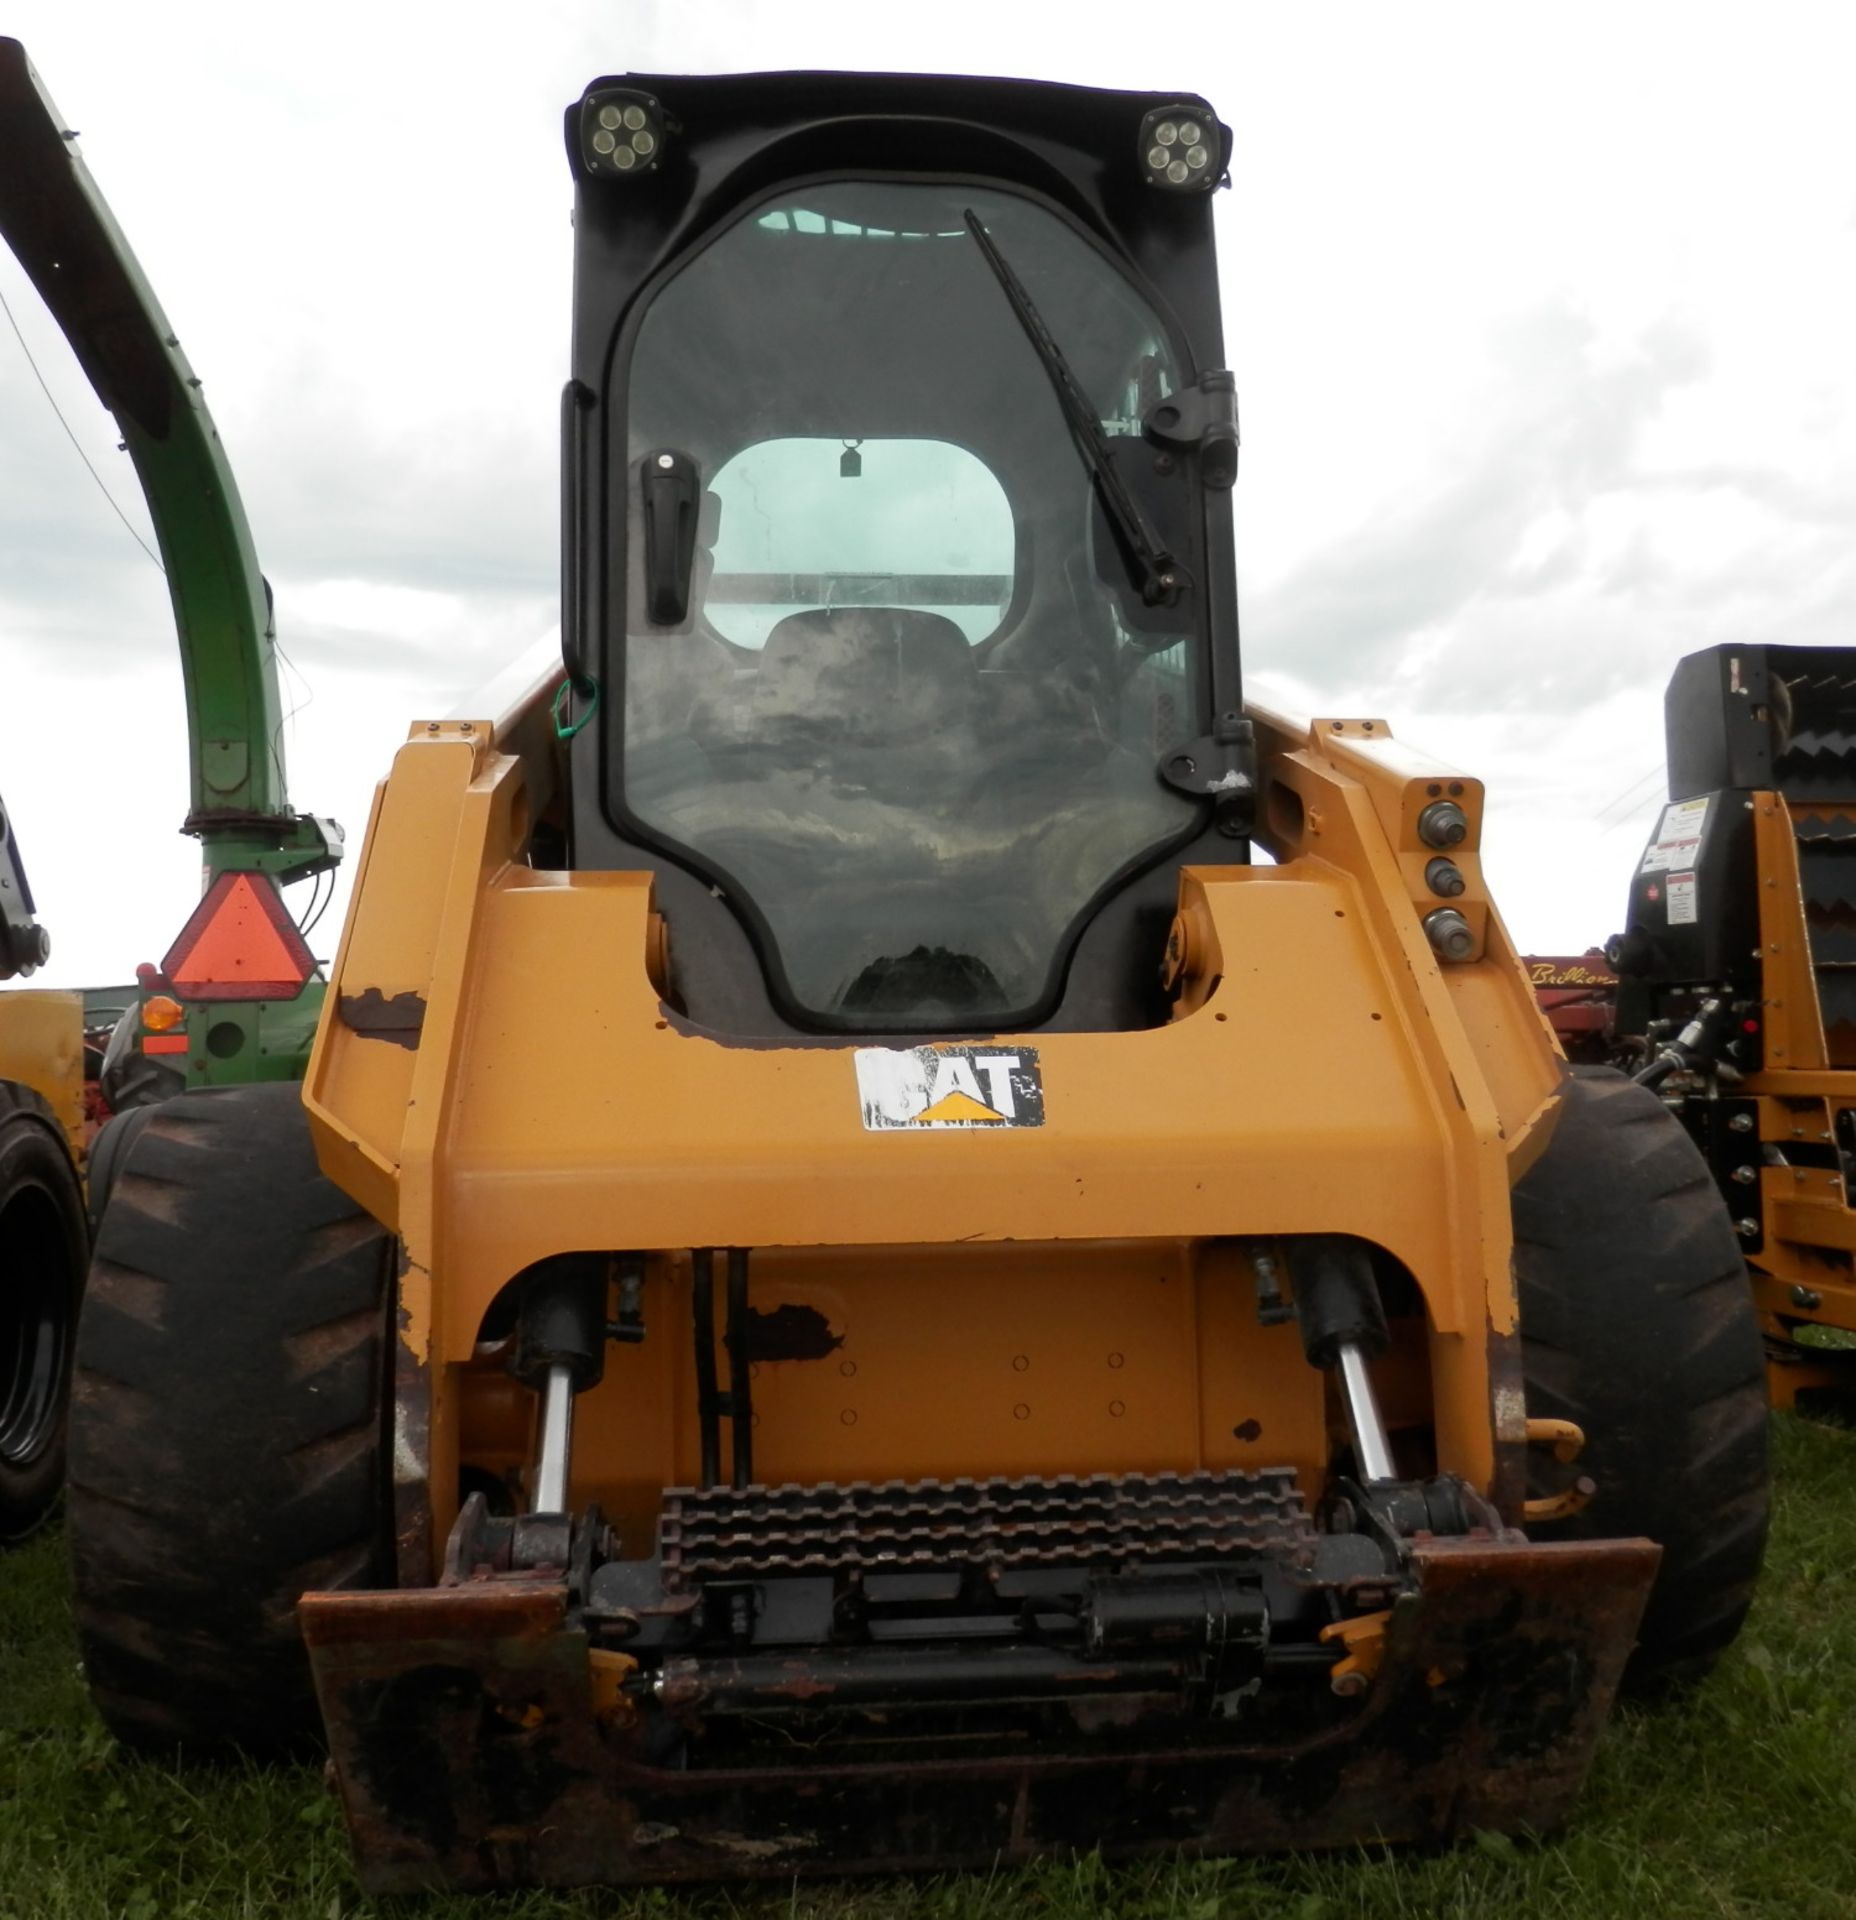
[141,994,185,1032]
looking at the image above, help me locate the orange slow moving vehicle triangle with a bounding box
[162,872,315,1000]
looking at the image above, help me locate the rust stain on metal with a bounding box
[339,987,427,1050]
[656,1658,837,1709]
[390,1337,436,1588]
[301,1583,566,1646]
[705,1830,822,1861]
[396,1256,430,1360]
[743,1303,843,1362]
[762,1671,837,1703]
[1485,1324,1529,1520]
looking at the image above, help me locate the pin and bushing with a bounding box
[1417,800,1469,849]
[1423,908,1475,961]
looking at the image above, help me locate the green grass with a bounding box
[6,1416,1856,1918]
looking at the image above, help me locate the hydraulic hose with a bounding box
[1632,996,1724,1089]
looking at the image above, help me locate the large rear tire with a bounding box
[83,1101,159,1238]
[1515,1066,1768,1686]
[67,1084,392,1754]
[0,1080,87,1543]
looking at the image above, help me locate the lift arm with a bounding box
[0,37,337,887]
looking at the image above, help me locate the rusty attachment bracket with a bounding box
[300,1532,1661,1891]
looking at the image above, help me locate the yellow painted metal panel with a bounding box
[307,697,1567,1565]
[0,988,84,1161]
[566,1240,1333,1546]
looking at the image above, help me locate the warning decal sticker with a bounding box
[855,1046,1045,1131]
[1640,796,1710,874]
[1666,871,1698,926]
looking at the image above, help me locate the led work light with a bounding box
[1139,104,1218,190]
[581,89,665,178]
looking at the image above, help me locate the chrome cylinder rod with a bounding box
[1336,1344,1396,1485]
[534,1361,576,1514]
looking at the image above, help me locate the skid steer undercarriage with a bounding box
[66,69,1767,1891]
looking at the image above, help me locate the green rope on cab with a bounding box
[551,677,601,741]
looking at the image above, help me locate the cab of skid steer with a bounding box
[558,73,1251,1035]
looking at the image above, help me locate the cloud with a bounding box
[1247,307,1715,700]
[277,576,555,682]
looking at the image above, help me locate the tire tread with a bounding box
[1516,1066,1770,1686]
[67,1083,390,1756]
[0,1077,88,1541]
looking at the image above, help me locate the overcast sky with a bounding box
[3,1,1854,988]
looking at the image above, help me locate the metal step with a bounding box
[658,1466,1315,1590]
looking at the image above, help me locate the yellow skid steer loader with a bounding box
[66,70,1766,1890]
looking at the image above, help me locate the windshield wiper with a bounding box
[962,209,1181,608]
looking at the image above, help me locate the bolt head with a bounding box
[1729,1111,1754,1133]
[1330,1669,1369,1699]
[1791,1284,1823,1311]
